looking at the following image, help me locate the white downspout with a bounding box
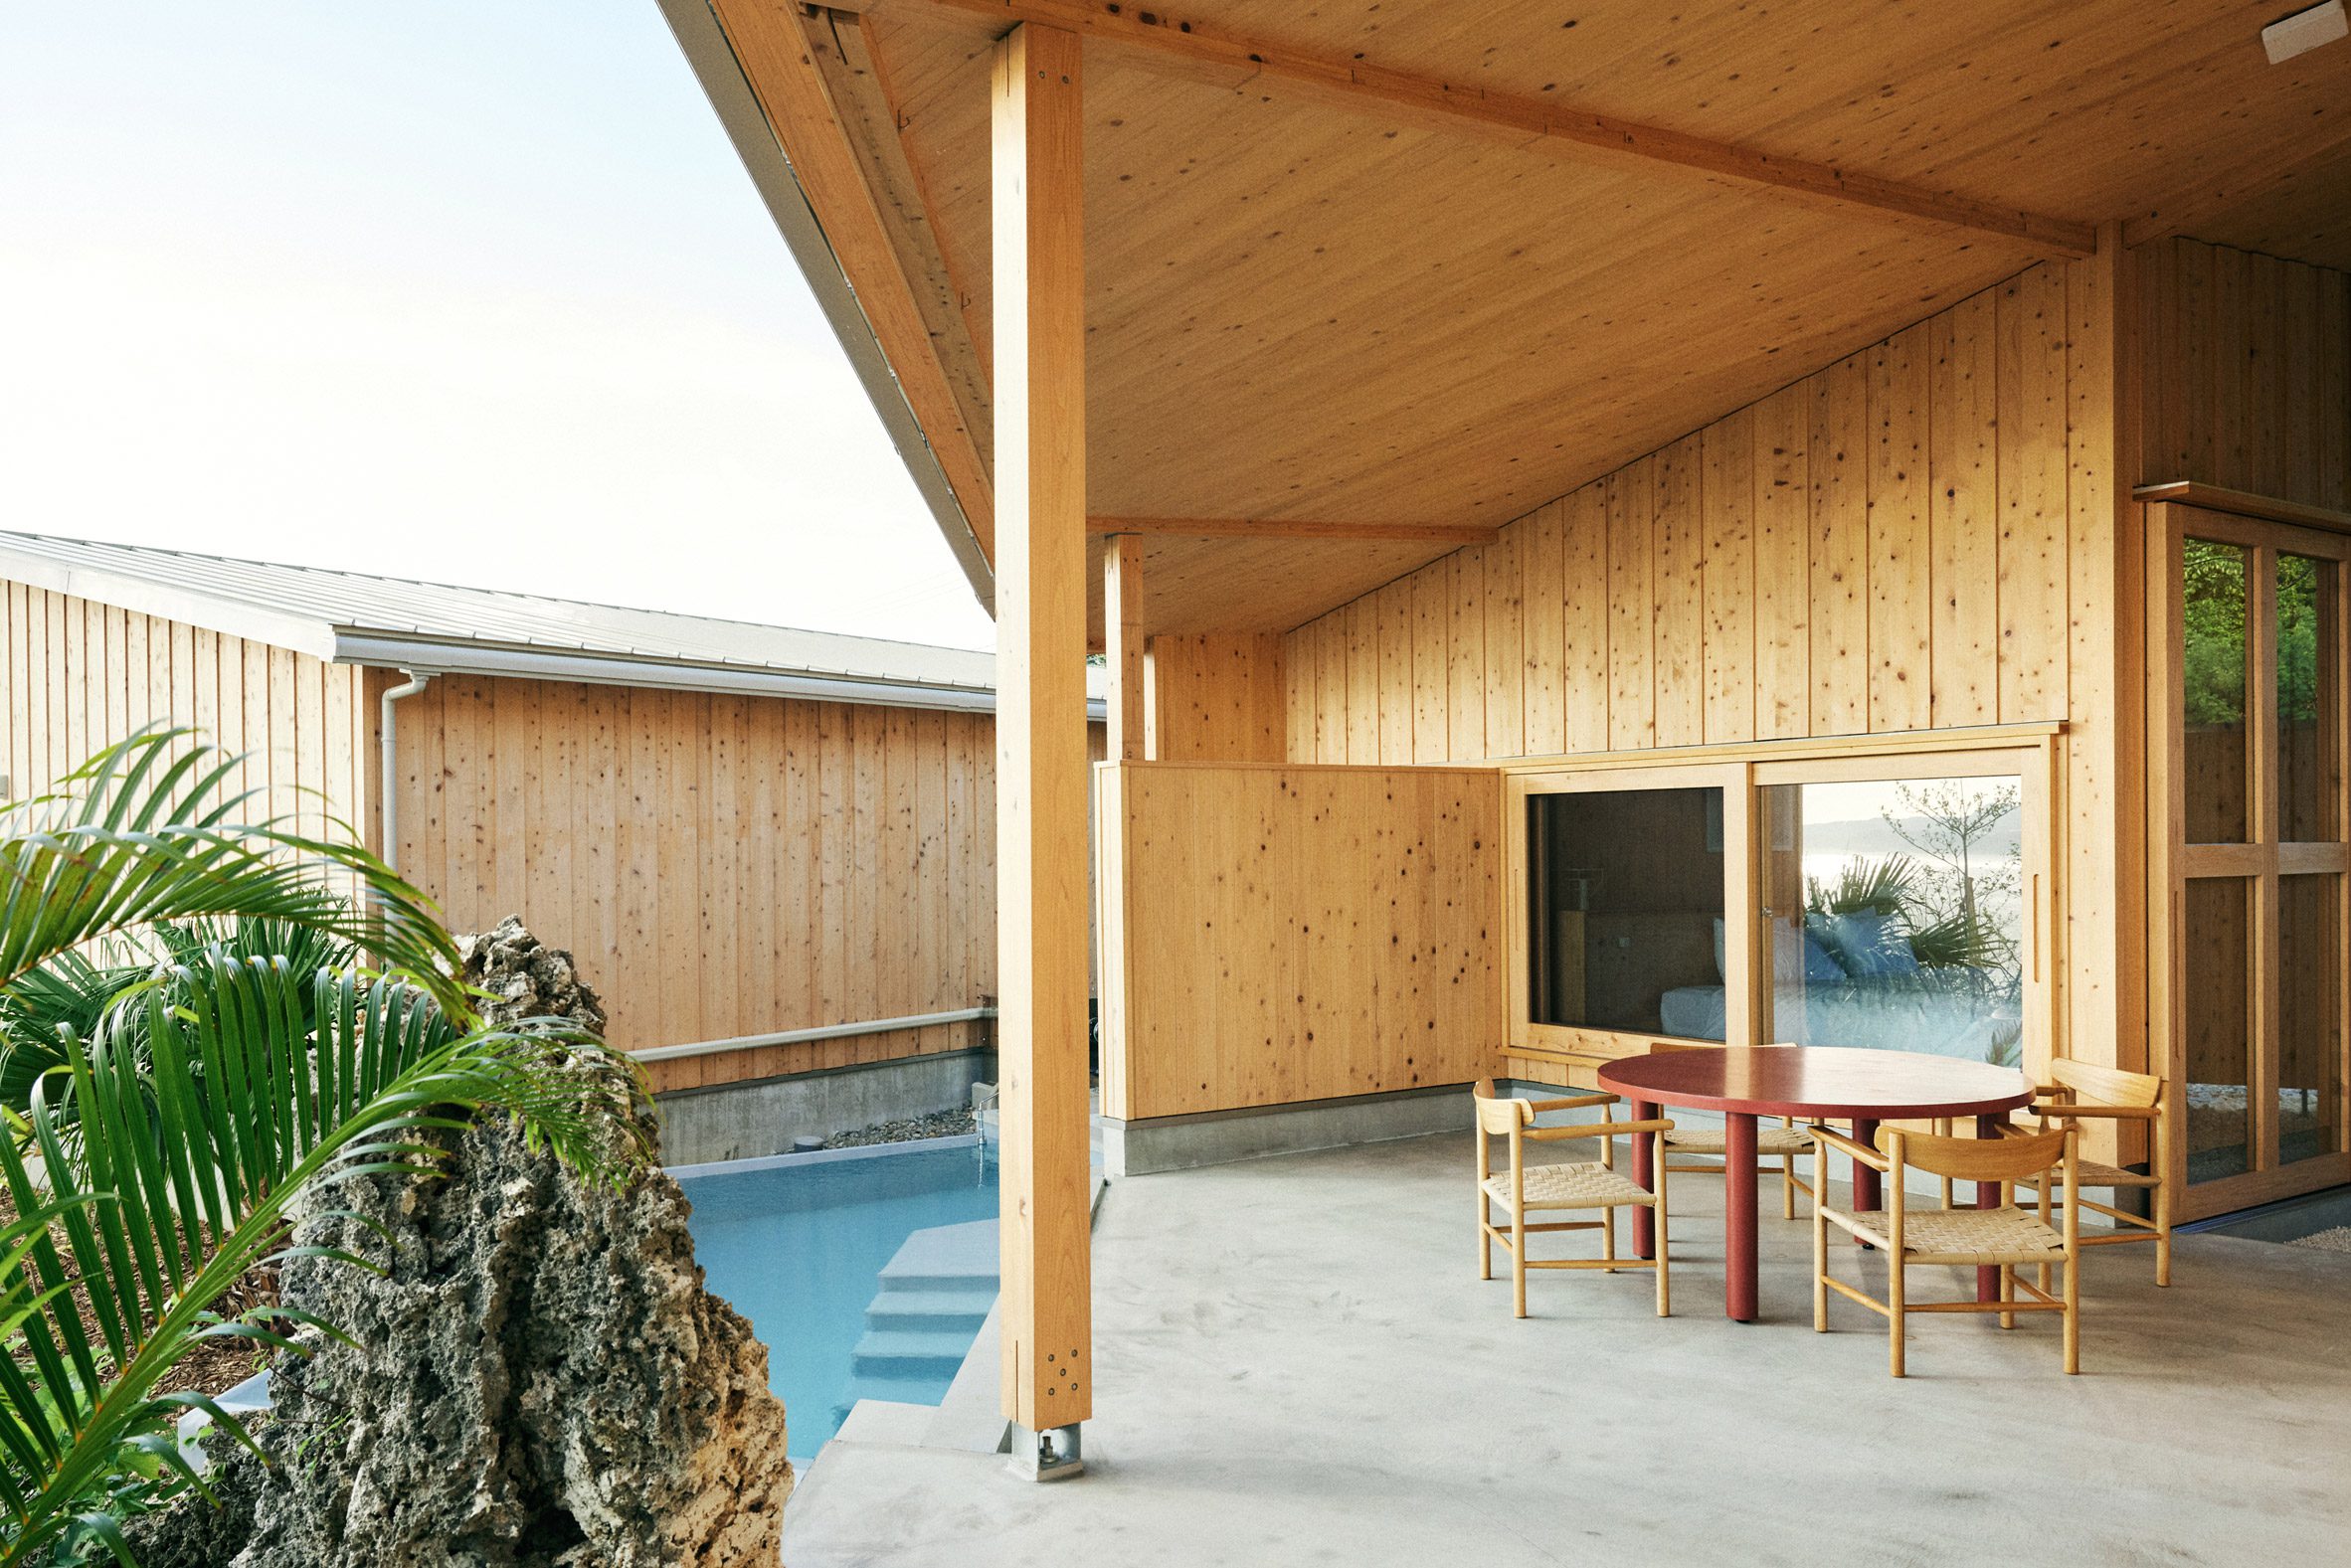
[378,670,434,875]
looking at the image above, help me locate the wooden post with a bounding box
[992,19,1092,1472]
[1103,534,1147,762]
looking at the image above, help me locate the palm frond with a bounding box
[0,953,650,1564]
[0,728,464,1021]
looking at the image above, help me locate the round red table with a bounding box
[1595,1046,2032,1322]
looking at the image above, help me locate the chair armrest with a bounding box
[2028,1101,2159,1121]
[1527,1119,1675,1141]
[1528,1092,1618,1114]
[1809,1126,1891,1171]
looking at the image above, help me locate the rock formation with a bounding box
[149,918,793,1568]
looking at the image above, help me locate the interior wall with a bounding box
[1281,254,2135,1074]
[2133,237,2351,509]
[1144,632,1286,762]
[1096,762,1501,1121]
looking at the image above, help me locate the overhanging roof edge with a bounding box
[656,0,998,618]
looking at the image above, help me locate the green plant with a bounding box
[0,731,650,1563]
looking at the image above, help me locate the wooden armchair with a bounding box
[2000,1060,2172,1286]
[1648,1040,1819,1218]
[1474,1079,1675,1319]
[1812,1124,2080,1376]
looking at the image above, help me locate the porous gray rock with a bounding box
[228,918,792,1568]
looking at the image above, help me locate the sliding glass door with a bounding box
[1506,741,2055,1078]
[2152,503,2351,1218]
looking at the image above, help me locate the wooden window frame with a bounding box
[1503,729,2061,1082]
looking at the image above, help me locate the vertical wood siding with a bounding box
[1,586,369,859]
[2134,237,2351,510]
[377,673,1074,1093]
[1282,261,2099,763]
[1144,633,1287,761]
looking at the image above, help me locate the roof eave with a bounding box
[333,630,1105,719]
[0,547,340,664]
[656,0,998,618]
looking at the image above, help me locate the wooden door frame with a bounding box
[2145,496,2351,1220]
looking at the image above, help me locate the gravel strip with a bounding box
[821,1108,978,1148]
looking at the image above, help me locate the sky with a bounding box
[0,2,996,651]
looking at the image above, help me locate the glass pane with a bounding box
[2279,874,2345,1165]
[1756,777,2024,1064]
[2277,553,2339,844]
[1526,787,1725,1038]
[2182,538,2250,843]
[2183,878,2254,1183]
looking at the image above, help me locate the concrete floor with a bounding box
[781,1132,2351,1567]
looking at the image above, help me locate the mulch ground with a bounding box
[1,1187,267,1402]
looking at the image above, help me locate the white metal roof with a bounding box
[0,532,1100,715]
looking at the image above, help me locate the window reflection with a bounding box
[1526,787,1726,1038]
[2182,538,2250,843]
[1759,777,2025,1065]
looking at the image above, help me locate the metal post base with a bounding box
[1010,1422,1085,1481]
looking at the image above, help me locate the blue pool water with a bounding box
[677,1137,998,1461]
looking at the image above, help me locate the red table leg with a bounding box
[1850,1119,1881,1210]
[1724,1112,1758,1322]
[1631,1098,1657,1260]
[1976,1113,2003,1303]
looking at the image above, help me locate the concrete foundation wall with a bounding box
[655,1049,992,1165]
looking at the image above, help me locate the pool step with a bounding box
[863,1287,996,1334]
[850,1327,982,1380]
[837,1219,1003,1424]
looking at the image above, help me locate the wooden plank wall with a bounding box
[378,672,1078,1093]
[1281,256,2138,1074]
[1,583,368,857]
[1284,261,2100,760]
[1144,632,1286,761]
[2132,237,2351,509]
[1097,762,1501,1121]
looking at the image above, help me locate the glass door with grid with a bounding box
[2153,503,2350,1218]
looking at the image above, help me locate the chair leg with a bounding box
[2155,1179,2173,1288]
[2063,1255,2080,1374]
[2000,1264,2016,1329]
[1888,1255,1906,1377]
[1812,1190,1828,1332]
[1479,1195,1492,1282]
[1653,1198,1671,1318]
[1781,1153,1796,1221]
[1512,1204,1528,1319]
[1602,1208,1617,1274]
[2038,1179,2054,1297]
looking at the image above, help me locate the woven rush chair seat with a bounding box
[1665,1124,1816,1157]
[2015,1157,2154,1189]
[1482,1162,1659,1210]
[1474,1080,1675,1318]
[1828,1204,2068,1264]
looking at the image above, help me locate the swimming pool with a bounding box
[675,1136,999,1462]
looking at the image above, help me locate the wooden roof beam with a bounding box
[1087,515,1501,544]
[712,0,999,554]
[879,0,2096,259]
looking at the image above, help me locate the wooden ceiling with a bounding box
[712,0,2351,635]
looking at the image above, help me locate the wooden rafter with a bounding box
[804,9,997,442]
[1088,515,1501,544]
[711,0,998,553]
[866,0,2095,258]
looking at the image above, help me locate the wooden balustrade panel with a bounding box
[1098,761,1502,1121]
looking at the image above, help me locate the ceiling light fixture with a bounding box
[2262,0,2347,64]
